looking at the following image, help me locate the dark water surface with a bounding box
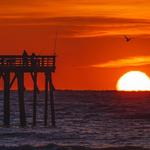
[0,91,150,149]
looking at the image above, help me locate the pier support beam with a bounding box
[49,73,56,127]
[3,72,10,127]
[32,72,37,127]
[44,72,49,126]
[17,72,26,127]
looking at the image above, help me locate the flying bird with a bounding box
[124,35,132,42]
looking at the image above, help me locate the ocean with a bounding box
[0,91,150,150]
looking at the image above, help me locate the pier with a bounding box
[0,53,56,127]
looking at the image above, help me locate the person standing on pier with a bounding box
[31,53,37,67]
[22,50,28,67]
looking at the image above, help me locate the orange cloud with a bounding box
[0,0,150,18]
[0,1,150,38]
[92,56,150,68]
[0,16,150,38]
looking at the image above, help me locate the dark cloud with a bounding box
[0,16,149,25]
[0,16,150,37]
[0,0,45,6]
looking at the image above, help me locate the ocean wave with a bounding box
[0,144,150,150]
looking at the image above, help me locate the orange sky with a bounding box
[0,0,150,90]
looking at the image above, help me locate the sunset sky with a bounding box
[0,0,150,90]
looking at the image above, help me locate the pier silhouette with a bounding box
[0,52,56,127]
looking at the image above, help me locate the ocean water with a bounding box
[0,91,150,149]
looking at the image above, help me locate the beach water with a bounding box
[0,91,150,149]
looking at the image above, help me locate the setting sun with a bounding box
[117,71,150,91]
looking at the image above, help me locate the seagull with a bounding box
[124,35,132,42]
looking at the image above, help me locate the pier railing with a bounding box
[0,55,56,72]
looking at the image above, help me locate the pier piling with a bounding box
[17,72,26,127]
[49,73,56,127]
[44,72,49,126]
[3,72,10,127]
[32,72,37,127]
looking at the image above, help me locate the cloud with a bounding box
[0,0,150,19]
[0,0,150,38]
[0,16,150,38]
[92,56,150,68]
[0,0,44,6]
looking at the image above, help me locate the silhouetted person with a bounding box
[22,50,28,66]
[31,53,37,67]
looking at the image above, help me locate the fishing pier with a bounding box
[0,53,56,127]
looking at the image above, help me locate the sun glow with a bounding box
[117,71,150,91]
